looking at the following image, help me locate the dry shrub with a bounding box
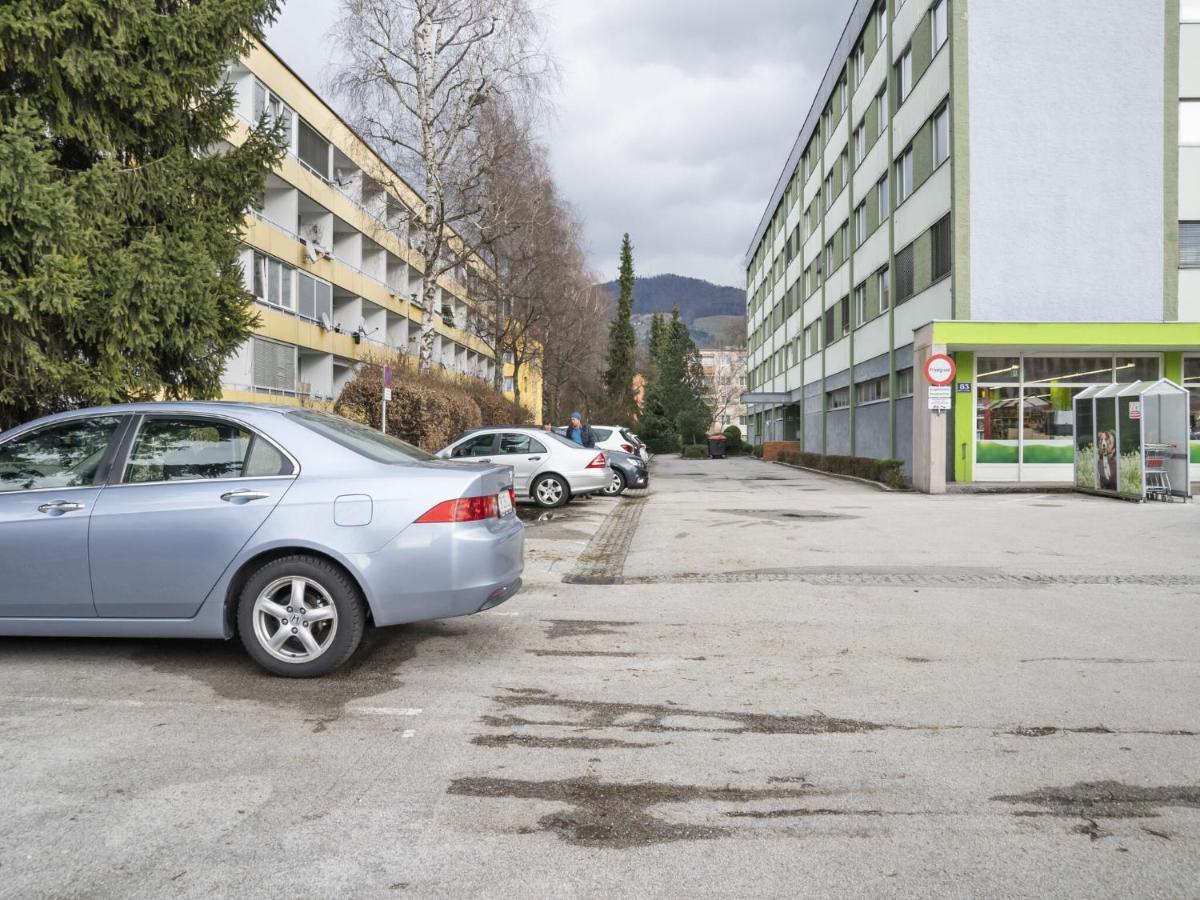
[334,352,527,451]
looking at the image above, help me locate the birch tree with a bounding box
[333,0,550,375]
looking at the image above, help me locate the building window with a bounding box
[932,0,948,51]
[877,171,890,220]
[840,222,850,259]
[879,266,891,310]
[253,82,293,140]
[253,252,294,311]
[824,172,834,209]
[854,282,868,323]
[876,0,888,48]
[854,43,866,83]
[856,375,889,405]
[931,213,952,280]
[896,146,914,202]
[297,119,332,180]
[839,295,850,336]
[503,376,514,393]
[854,201,867,245]
[297,272,333,323]
[876,88,888,132]
[252,337,297,395]
[896,368,914,396]
[825,239,835,272]
[839,77,847,112]
[853,122,865,163]
[1182,222,1200,267]
[895,49,912,103]
[895,243,915,302]
[933,105,950,165]
[828,387,850,410]
[824,307,835,347]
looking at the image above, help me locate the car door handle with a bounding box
[220,490,271,504]
[37,500,85,515]
[527,456,542,461]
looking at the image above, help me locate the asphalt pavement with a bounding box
[0,456,1197,898]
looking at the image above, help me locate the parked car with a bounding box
[553,424,649,462]
[438,427,609,508]
[601,449,649,496]
[0,403,524,677]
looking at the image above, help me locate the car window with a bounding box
[287,410,433,463]
[591,427,612,441]
[0,416,123,492]
[499,433,547,455]
[452,434,496,458]
[243,437,295,477]
[125,418,252,483]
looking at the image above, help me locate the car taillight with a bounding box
[586,453,607,469]
[620,443,634,453]
[508,487,516,506]
[415,495,499,523]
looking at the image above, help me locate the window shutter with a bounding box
[1181,223,1200,268]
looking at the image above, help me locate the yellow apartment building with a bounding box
[219,40,542,417]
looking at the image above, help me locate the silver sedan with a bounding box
[437,427,610,508]
[0,403,524,676]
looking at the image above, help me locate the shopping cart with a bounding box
[1143,443,1174,501]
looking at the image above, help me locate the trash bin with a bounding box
[707,434,727,459]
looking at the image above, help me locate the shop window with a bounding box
[1023,357,1113,385]
[1114,357,1160,381]
[975,357,1019,384]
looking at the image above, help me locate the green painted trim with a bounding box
[846,60,857,457]
[885,0,897,458]
[931,321,1200,347]
[1165,350,1183,383]
[953,350,973,482]
[949,0,970,320]
[1165,0,1180,320]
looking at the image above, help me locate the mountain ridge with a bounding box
[595,273,746,348]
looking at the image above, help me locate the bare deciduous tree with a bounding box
[333,0,551,375]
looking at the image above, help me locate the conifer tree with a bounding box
[640,306,711,451]
[0,1,284,428]
[601,233,638,423]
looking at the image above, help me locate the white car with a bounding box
[438,427,609,508]
[591,426,649,462]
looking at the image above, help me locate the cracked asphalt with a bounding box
[1,456,1198,898]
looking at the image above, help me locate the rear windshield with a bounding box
[287,410,433,464]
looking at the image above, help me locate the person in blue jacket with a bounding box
[566,411,595,448]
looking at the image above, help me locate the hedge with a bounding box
[335,354,529,452]
[681,443,708,459]
[775,450,907,488]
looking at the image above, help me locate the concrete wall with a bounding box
[967,0,1166,322]
[855,401,892,461]
[827,408,851,455]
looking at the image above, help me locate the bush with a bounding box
[645,433,680,454]
[681,443,708,459]
[774,450,907,488]
[723,425,742,445]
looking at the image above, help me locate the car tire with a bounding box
[532,473,569,508]
[602,469,627,496]
[237,555,366,678]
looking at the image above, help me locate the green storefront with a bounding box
[925,323,1200,487]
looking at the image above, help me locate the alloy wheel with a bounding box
[604,471,624,495]
[536,477,564,506]
[251,576,339,663]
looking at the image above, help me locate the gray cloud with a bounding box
[266,0,852,285]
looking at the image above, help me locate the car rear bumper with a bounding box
[356,514,524,627]
[568,470,610,496]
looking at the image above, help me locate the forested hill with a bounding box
[595,273,747,348]
[595,274,744,323]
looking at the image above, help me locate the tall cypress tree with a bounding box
[0,1,284,429]
[602,233,637,423]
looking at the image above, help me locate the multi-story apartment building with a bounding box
[219,41,541,417]
[700,348,748,434]
[742,0,1200,491]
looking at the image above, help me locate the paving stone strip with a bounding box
[578,567,1200,588]
[562,496,647,584]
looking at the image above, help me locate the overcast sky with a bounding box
[266,1,850,287]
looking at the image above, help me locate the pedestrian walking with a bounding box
[565,411,595,448]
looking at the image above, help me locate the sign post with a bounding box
[924,354,956,416]
[382,364,392,433]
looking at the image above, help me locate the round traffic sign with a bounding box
[924,354,956,386]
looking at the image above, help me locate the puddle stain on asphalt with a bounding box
[722,509,857,522]
[1006,725,1196,737]
[446,775,822,847]
[541,620,636,640]
[129,623,459,725]
[992,781,1200,818]
[527,650,639,658]
[471,734,658,750]
[483,688,885,735]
